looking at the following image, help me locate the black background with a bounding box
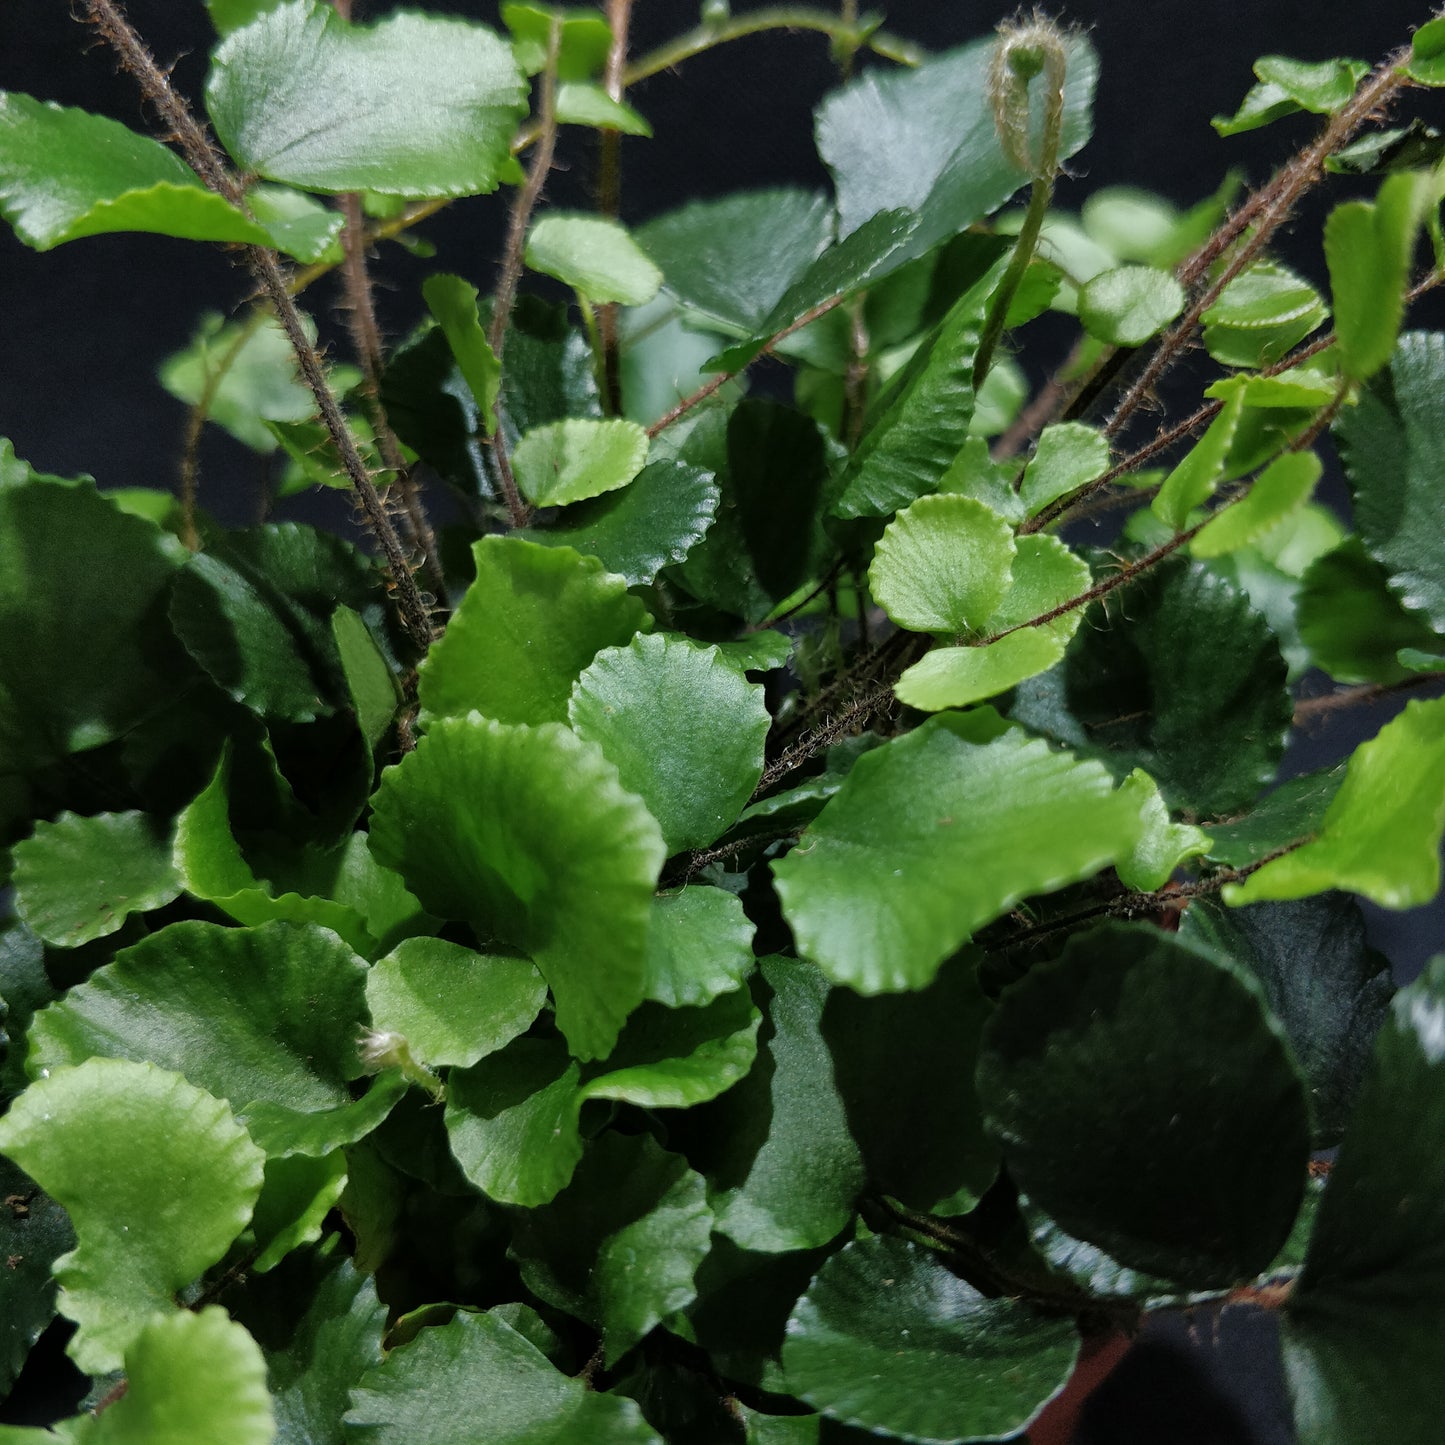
[3,3,1444,1440]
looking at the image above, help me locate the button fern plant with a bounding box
[2,2,1445,1442]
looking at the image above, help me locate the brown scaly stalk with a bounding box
[997,47,1413,473]
[336,190,448,606]
[595,0,634,416]
[488,15,563,527]
[1100,49,1412,442]
[1294,674,1439,724]
[645,292,849,439]
[1025,267,1444,537]
[80,0,435,652]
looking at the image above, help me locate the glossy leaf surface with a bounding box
[83,1308,275,1445]
[1297,538,1442,684]
[782,1235,1078,1444]
[1013,560,1291,816]
[366,937,545,1070]
[581,988,761,1110]
[0,93,269,251]
[207,0,527,196]
[817,33,1098,263]
[513,1132,712,1365]
[168,524,379,724]
[822,954,997,1215]
[345,1309,662,1444]
[0,477,187,771]
[1019,422,1110,519]
[232,1248,384,1445]
[639,189,833,334]
[868,494,1016,634]
[1077,264,1184,345]
[0,1058,264,1371]
[1324,172,1438,381]
[1191,451,1322,559]
[774,711,1145,992]
[1283,957,1445,1443]
[29,920,378,1159]
[979,924,1310,1288]
[1226,696,1445,909]
[369,715,665,1060]
[833,268,997,519]
[706,959,863,1254]
[1335,332,1445,631]
[643,887,757,1009]
[513,417,650,507]
[531,459,720,586]
[418,537,648,726]
[12,811,180,948]
[422,274,501,429]
[1182,894,1392,1144]
[526,214,663,307]
[445,1037,584,1206]
[570,633,770,852]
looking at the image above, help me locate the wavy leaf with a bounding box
[344,1309,661,1444]
[512,1133,712,1366]
[782,1235,1078,1443]
[513,417,650,508]
[526,214,662,307]
[1225,696,1445,909]
[570,633,770,852]
[12,811,181,948]
[0,1058,265,1372]
[702,959,863,1254]
[370,716,665,1060]
[774,710,1146,992]
[207,0,527,197]
[417,536,649,727]
[28,920,386,1159]
[0,93,269,251]
[366,937,545,1070]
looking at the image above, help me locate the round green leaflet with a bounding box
[0,1058,265,1373]
[27,919,384,1159]
[867,493,1016,634]
[978,923,1310,1289]
[782,1235,1079,1444]
[569,633,771,853]
[369,714,665,1061]
[206,0,528,197]
[526,214,663,307]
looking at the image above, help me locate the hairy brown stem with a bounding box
[1294,674,1439,723]
[646,292,848,439]
[488,18,563,527]
[595,0,633,416]
[338,191,447,605]
[997,50,1410,474]
[82,0,434,650]
[82,0,239,201]
[984,851,1290,955]
[1024,267,1445,536]
[249,247,434,646]
[1102,52,1410,441]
